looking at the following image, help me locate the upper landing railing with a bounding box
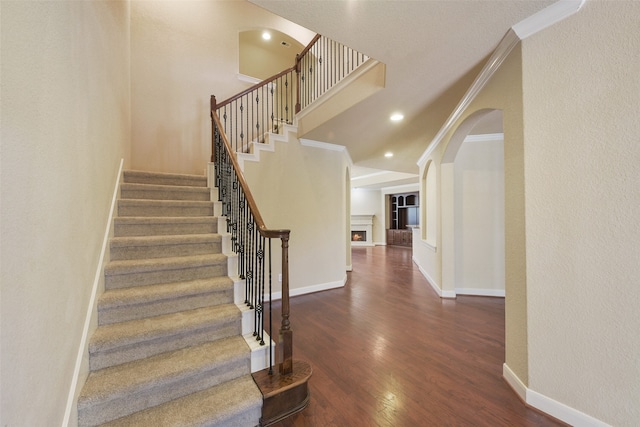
[212,34,369,156]
[210,35,369,376]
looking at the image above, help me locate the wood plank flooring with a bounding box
[267,245,564,427]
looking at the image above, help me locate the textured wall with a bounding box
[453,137,505,295]
[242,134,348,295]
[522,1,640,424]
[415,45,528,379]
[0,1,131,425]
[130,1,314,175]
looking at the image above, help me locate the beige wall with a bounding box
[242,133,348,296]
[453,136,504,295]
[415,1,640,424]
[0,1,131,425]
[130,1,313,175]
[521,2,640,424]
[239,30,303,80]
[415,45,528,379]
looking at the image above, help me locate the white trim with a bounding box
[413,258,456,299]
[417,0,586,169]
[300,138,347,152]
[512,0,587,39]
[503,363,527,402]
[464,132,504,143]
[270,276,347,301]
[421,239,437,252]
[62,159,124,427]
[237,73,262,84]
[417,29,520,168]
[527,388,610,427]
[455,288,505,297]
[503,363,611,427]
[380,183,420,193]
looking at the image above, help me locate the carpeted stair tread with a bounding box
[98,277,233,325]
[78,336,252,426]
[99,276,233,310]
[109,234,222,260]
[104,253,227,276]
[120,182,210,201]
[89,304,240,354]
[113,216,218,237]
[118,199,213,217]
[123,170,207,187]
[100,375,262,427]
[103,254,228,290]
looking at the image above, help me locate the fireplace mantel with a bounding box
[351,214,374,247]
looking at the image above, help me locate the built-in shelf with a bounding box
[388,192,418,247]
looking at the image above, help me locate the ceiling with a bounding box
[249,0,557,186]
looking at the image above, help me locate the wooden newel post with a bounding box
[279,234,293,375]
[210,95,217,163]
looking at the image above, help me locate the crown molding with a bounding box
[512,0,586,39]
[417,0,587,169]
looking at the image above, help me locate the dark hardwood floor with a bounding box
[267,245,564,427]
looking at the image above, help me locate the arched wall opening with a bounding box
[421,160,438,245]
[441,109,505,297]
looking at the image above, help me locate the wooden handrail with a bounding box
[296,34,322,63]
[216,66,296,111]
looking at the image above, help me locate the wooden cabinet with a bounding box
[387,192,418,247]
[386,229,412,247]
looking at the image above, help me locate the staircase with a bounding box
[77,170,262,427]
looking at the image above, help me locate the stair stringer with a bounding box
[235,124,297,171]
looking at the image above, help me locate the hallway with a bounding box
[269,245,563,426]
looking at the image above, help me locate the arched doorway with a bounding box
[441,109,504,297]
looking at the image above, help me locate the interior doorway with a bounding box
[441,109,505,297]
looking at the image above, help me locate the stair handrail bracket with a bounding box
[210,107,294,378]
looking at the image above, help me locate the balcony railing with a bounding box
[212,34,369,158]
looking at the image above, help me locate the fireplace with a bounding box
[350,214,374,247]
[351,231,366,242]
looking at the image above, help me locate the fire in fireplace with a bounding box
[351,231,366,242]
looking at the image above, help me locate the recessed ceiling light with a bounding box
[390,113,404,122]
[385,152,394,158]
[262,31,271,41]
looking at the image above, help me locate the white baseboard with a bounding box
[503,363,527,402]
[503,363,611,427]
[413,257,456,298]
[455,288,505,297]
[63,159,123,427]
[271,276,347,301]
